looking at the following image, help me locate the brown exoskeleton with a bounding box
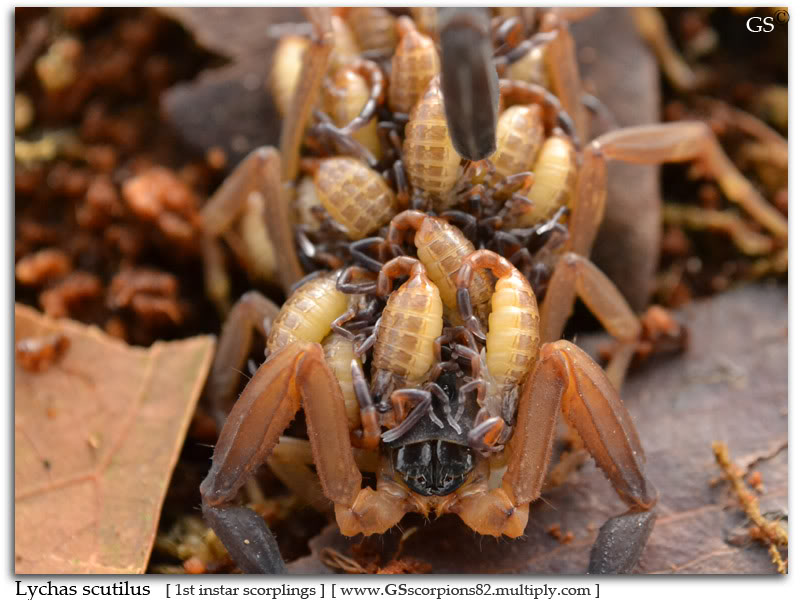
[196,6,785,577]
[200,250,656,575]
[199,8,411,314]
[438,8,788,390]
[199,8,335,313]
[365,209,494,328]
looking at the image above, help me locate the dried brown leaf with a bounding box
[290,284,787,574]
[14,304,215,574]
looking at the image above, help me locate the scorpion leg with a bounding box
[202,147,305,300]
[202,341,407,568]
[267,437,328,511]
[539,252,641,390]
[538,12,589,142]
[201,342,361,572]
[452,340,655,574]
[267,436,381,512]
[550,341,656,573]
[201,148,272,238]
[590,122,787,240]
[200,148,281,314]
[259,148,305,295]
[452,346,562,537]
[206,291,280,427]
[279,7,333,181]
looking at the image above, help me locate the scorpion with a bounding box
[195,7,787,575]
[200,251,655,575]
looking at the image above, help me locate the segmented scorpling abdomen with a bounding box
[346,7,397,57]
[490,104,545,178]
[486,270,540,386]
[267,272,347,353]
[315,157,397,240]
[322,332,361,430]
[389,17,440,114]
[373,273,443,383]
[322,67,382,160]
[519,135,577,227]
[414,217,492,324]
[403,78,462,203]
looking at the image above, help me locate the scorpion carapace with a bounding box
[387,371,478,498]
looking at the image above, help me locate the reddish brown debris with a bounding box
[122,166,202,246]
[182,557,206,575]
[104,315,128,341]
[598,305,689,369]
[712,441,787,574]
[16,248,72,286]
[109,268,184,326]
[747,471,764,494]
[15,333,70,372]
[58,7,105,30]
[108,268,178,308]
[39,271,103,318]
[77,174,123,229]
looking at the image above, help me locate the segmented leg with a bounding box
[333,58,386,135]
[260,148,305,294]
[539,252,641,390]
[350,359,381,449]
[279,7,333,181]
[206,291,280,426]
[630,7,697,93]
[590,122,787,240]
[201,148,274,238]
[201,342,404,572]
[453,341,655,573]
[336,265,378,295]
[498,79,578,144]
[200,147,304,304]
[267,437,328,511]
[266,435,381,512]
[538,12,589,142]
[200,149,277,314]
[567,143,607,258]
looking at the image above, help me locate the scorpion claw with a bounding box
[588,510,656,574]
[465,315,486,341]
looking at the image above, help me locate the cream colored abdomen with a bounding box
[323,332,361,430]
[267,272,348,353]
[486,274,540,386]
[403,79,462,202]
[373,280,443,382]
[315,158,397,240]
[520,136,576,226]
